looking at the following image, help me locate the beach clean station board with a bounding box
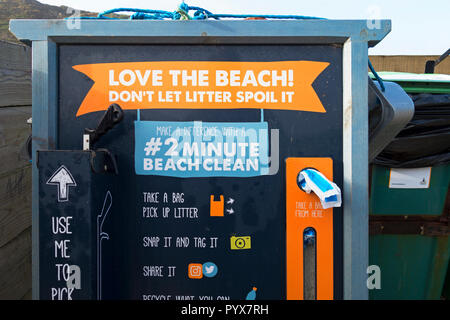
[10,18,391,300]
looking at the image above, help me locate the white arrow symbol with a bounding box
[227,198,235,205]
[226,208,234,214]
[46,165,77,202]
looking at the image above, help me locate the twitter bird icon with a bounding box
[202,262,218,278]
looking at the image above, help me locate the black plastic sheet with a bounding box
[372,94,450,168]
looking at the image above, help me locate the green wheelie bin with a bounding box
[369,72,450,300]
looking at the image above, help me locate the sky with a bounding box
[38,0,450,55]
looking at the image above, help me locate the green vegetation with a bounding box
[0,0,123,43]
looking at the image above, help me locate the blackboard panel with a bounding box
[38,151,116,300]
[57,44,343,300]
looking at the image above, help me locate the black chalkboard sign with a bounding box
[38,150,116,300]
[37,44,343,300]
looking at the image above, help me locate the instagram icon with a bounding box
[188,263,203,279]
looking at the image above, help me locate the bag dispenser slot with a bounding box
[303,227,317,300]
[286,158,334,300]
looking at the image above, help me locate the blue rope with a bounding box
[202,13,324,20]
[83,3,327,21]
[368,59,385,92]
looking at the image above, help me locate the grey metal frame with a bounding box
[9,19,391,300]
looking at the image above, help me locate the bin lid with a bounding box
[370,72,450,94]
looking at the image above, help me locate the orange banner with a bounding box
[73,60,329,117]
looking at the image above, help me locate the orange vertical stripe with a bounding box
[286,157,334,300]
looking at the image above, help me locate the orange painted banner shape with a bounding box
[72,60,330,116]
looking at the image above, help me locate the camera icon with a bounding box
[230,236,251,250]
